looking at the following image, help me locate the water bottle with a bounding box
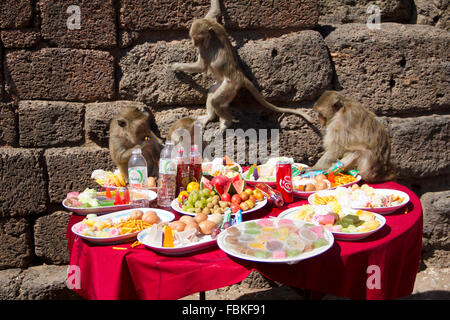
[157,141,177,207]
[128,148,148,188]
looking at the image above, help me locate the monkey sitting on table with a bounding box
[169,0,313,134]
[109,107,163,182]
[312,91,396,183]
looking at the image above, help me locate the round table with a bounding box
[66,181,422,300]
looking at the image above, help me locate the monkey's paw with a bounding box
[168,63,183,73]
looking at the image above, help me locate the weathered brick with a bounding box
[0,148,47,217]
[34,211,71,265]
[45,147,115,202]
[85,100,149,147]
[387,115,450,179]
[0,217,33,269]
[0,29,41,49]
[19,101,84,147]
[40,0,117,49]
[5,48,115,102]
[421,191,450,252]
[318,0,413,25]
[0,0,33,28]
[325,23,450,115]
[120,0,318,31]
[119,30,332,106]
[0,102,17,146]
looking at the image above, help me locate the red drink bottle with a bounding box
[189,144,202,182]
[276,161,293,203]
[255,182,284,208]
[176,146,190,194]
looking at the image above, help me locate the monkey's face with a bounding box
[313,91,344,126]
[116,108,151,145]
[190,20,211,47]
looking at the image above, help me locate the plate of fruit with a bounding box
[71,208,175,245]
[242,157,309,187]
[292,171,362,198]
[217,218,334,264]
[63,188,134,215]
[279,205,386,241]
[137,213,226,255]
[171,178,267,216]
[308,184,410,215]
[202,156,242,179]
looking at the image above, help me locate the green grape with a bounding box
[207,196,214,203]
[187,208,196,213]
[195,200,203,208]
[191,193,199,202]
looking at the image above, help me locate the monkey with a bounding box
[311,90,396,183]
[169,0,313,134]
[167,117,196,146]
[109,107,164,182]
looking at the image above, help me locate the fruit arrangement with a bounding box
[64,188,130,208]
[202,156,242,179]
[177,178,265,215]
[219,218,330,261]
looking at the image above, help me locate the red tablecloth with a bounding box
[66,181,422,300]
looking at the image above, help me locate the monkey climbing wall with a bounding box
[0,0,448,298]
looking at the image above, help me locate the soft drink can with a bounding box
[276,161,293,203]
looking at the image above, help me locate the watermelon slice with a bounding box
[229,175,245,195]
[200,176,213,191]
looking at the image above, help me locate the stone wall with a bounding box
[0,0,448,298]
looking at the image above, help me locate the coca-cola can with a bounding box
[276,161,293,203]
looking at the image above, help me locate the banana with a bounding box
[116,173,126,187]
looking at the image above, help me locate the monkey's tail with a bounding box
[243,77,314,124]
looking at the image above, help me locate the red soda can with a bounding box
[276,161,293,203]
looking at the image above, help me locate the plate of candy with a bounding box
[279,205,386,241]
[71,208,174,245]
[216,218,334,264]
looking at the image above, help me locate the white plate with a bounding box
[216,218,334,264]
[171,198,267,216]
[71,208,175,245]
[307,189,410,215]
[137,229,217,255]
[242,163,309,187]
[278,206,386,241]
[62,198,133,216]
[293,175,362,199]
